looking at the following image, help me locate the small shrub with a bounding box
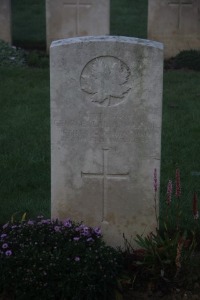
[165,50,200,71]
[0,39,27,67]
[0,217,122,300]
[174,50,200,71]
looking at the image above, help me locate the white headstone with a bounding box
[50,36,163,248]
[0,0,12,44]
[148,0,200,58]
[46,0,110,51]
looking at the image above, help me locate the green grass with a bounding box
[0,0,199,224]
[0,68,50,221]
[161,70,200,228]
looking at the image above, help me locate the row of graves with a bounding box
[0,0,200,57]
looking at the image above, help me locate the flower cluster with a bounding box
[0,235,12,257]
[0,217,102,260]
[130,168,198,291]
[0,217,121,299]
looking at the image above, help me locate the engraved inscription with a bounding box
[168,0,193,29]
[63,0,92,35]
[62,128,159,143]
[81,148,129,222]
[80,56,131,107]
[55,111,161,144]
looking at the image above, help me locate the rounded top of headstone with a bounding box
[50,35,163,50]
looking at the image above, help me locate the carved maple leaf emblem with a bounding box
[80,56,131,107]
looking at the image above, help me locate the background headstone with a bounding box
[0,0,12,44]
[50,36,163,248]
[148,0,200,58]
[46,0,110,51]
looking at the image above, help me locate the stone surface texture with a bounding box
[148,0,200,58]
[46,0,110,51]
[50,36,163,248]
[0,0,11,44]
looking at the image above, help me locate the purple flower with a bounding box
[93,227,101,236]
[1,234,7,239]
[74,256,80,262]
[81,226,90,236]
[54,226,60,232]
[5,250,12,256]
[27,220,34,225]
[75,224,85,232]
[2,243,8,249]
[63,219,72,228]
[87,237,94,242]
[11,225,17,229]
[2,223,9,230]
[37,215,44,219]
[73,237,80,241]
[41,219,51,224]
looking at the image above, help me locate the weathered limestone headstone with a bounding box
[148,0,200,58]
[50,36,163,248]
[0,0,12,44]
[46,0,110,51]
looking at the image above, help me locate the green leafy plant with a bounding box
[121,169,197,294]
[174,50,200,71]
[0,40,49,68]
[165,49,200,71]
[0,39,27,67]
[10,211,28,223]
[0,217,122,300]
[134,229,195,282]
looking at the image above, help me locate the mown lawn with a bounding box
[0,68,50,221]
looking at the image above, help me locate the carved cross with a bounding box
[81,148,129,222]
[63,0,92,35]
[168,0,193,29]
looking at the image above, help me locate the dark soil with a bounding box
[122,286,200,300]
[122,282,200,300]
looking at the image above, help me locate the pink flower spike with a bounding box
[193,192,199,220]
[153,168,157,192]
[175,169,181,198]
[167,180,173,206]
